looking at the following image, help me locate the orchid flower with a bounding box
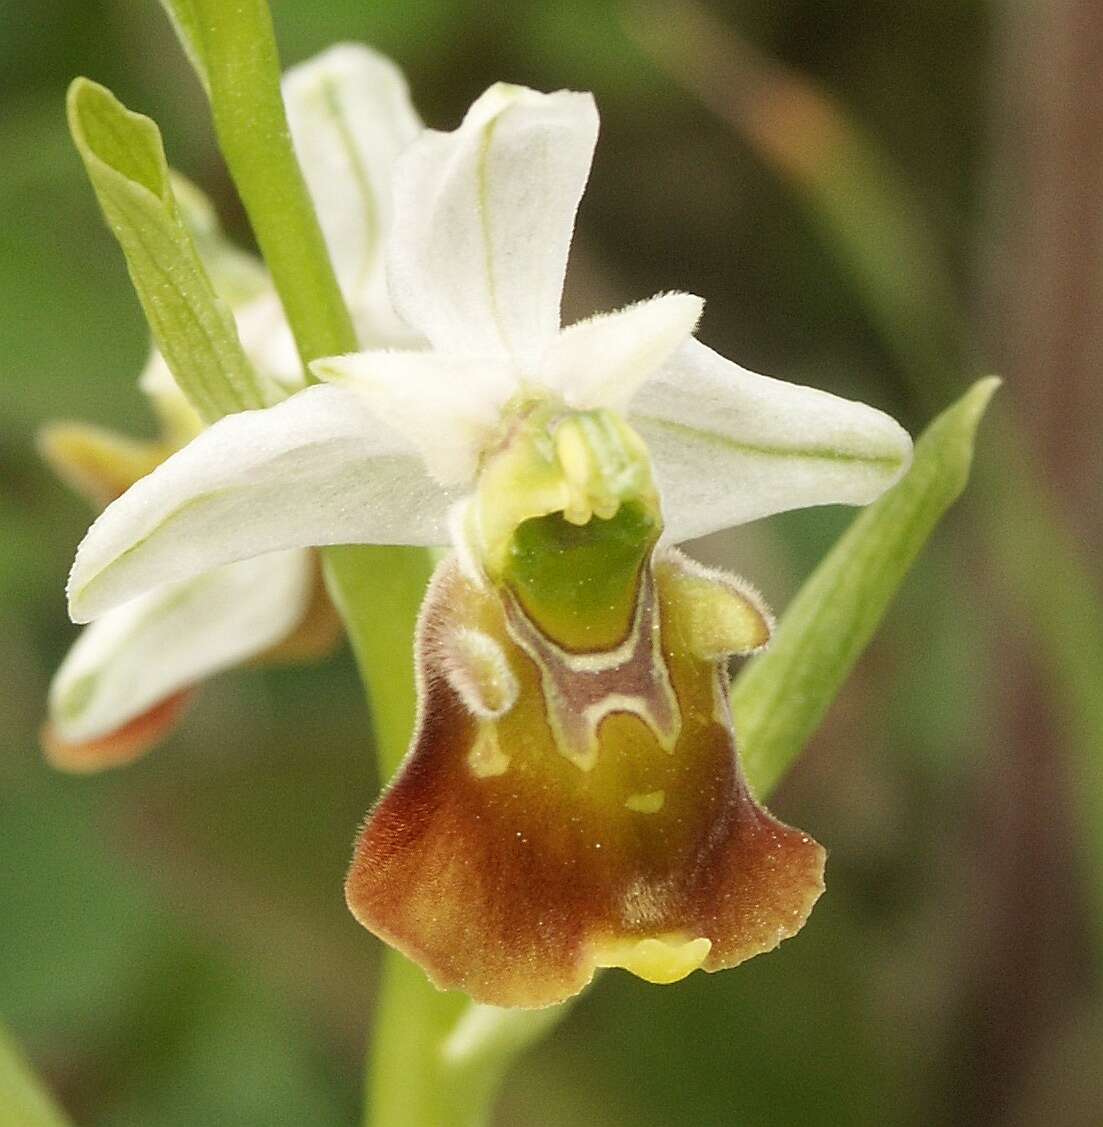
[42,45,420,771]
[64,82,912,1006]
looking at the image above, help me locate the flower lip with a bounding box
[345,547,825,1008]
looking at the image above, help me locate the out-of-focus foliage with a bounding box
[2,2,1100,1126]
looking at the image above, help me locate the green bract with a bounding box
[66,79,272,421]
[734,376,1000,796]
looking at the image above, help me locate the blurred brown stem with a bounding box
[989,0,1103,547]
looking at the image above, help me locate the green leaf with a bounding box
[734,376,1000,796]
[0,1023,72,1127]
[66,78,271,422]
[169,172,270,308]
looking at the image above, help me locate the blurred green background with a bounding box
[2,1,1102,1124]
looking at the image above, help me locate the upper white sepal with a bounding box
[386,83,599,367]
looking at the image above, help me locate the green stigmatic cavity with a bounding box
[503,501,660,652]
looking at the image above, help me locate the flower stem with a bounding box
[368,955,474,1127]
[186,0,358,362]
[370,952,576,1127]
[0,1023,72,1127]
[323,549,483,1126]
[325,545,571,1127]
[321,546,434,779]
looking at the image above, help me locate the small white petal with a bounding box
[284,43,422,314]
[630,338,913,541]
[68,384,455,622]
[313,351,517,485]
[387,83,598,367]
[543,292,703,410]
[50,551,313,743]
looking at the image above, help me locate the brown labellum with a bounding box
[345,548,824,1008]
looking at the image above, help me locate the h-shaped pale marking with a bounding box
[502,567,681,771]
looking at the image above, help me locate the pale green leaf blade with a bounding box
[169,172,270,307]
[734,376,1000,796]
[66,78,270,422]
[0,1023,72,1127]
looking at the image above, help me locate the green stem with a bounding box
[369,955,474,1127]
[370,949,575,1127]
[0,1023,72,1127]
[187,0,357,363]
[324,548,479,1127]
[322,546,435,779]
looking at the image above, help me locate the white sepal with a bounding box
[68,384,455,622]
[284,43,422,319]
[50,550,313,743]
[386,84,598,368]
[630,338,914,541]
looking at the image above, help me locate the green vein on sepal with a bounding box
[633,413,907,471]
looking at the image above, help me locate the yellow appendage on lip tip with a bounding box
[595,934,713,984]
